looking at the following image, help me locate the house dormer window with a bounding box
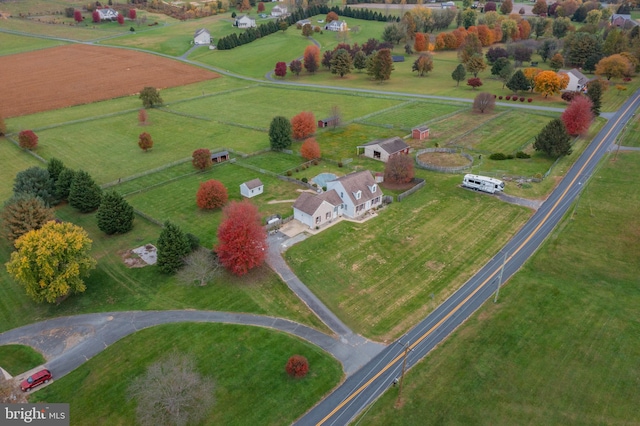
[354,190,362,200]
[370,184,377,193]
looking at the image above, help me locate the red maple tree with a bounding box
[117,13,124,25]
[192,148,213,171]
[274,61,287,78]
[300,138,321,160]
[384,153,414,184]
[285,355,309,378]
[74,10,82,23]
[303,45,320,74]
[291,111,316,140]
[258,2,265,12]
[467,77,483,90]
[138,132,153,152]
[129,9,137,20]
[18,130,38,150]
[196,180,228,210]
[561,96,594,136]
[215,200,267,276]
[92,10,100,23]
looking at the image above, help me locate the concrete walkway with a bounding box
[0,311,382,378]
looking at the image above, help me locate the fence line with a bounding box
[415,148,474,173]
[5,136,48,164]
[397,178,426,202]
[133,209,164,227]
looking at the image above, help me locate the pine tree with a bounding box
[13,167,56,207]
[354,50,368,72]
[55,168,76,202]
[68,170,103,213]
[451,64,467,86]
[2,194,55,243]
[586,80,603,116]
[157,221,191,274]
[269,116,293,151]
[47,158,65,187]
[534,118,572,157]
[506,69,530,94]
[96,191,134,235]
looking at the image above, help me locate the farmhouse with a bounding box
[412,126,430,140]
[293,190,343,229]
[240,178,264,198]
[97,8,119,21]
[324,20,347,32]
[271,5,288,17]
[235,15,256,28]
[194,28,211,45]
[559,69,589,93]
[357,137,410,162]
[611,14,639,28]
[326,171,383,219]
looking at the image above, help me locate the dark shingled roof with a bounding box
[293,190,342,215]
[243,178,263,190]
[359,137,409,155]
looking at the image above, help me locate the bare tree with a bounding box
[176,248,221,286]
[330,105,341,129]
[128,352,214,426]
[473,92,496,114]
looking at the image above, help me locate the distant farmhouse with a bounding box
[97,8,119,21]
[324,20,347,32]
[271,5,288,17]
[611,14,639,28]
[357,137,410,162]
[194,28,211,45]
[235,15,256,28]
[293,171,383,229]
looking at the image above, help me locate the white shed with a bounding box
[240,178,264,198]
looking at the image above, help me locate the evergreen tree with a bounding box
[96,191,134,235]
[506,69,530,93]
[13,167,56,207]
[330,48,354,77]
[354,50,368,72]
[586,80,603,116]
[55,168,76,202]
[68,170,103,213]
[2,194,55,243]
[47,158,65,187]
[534,118,572,157]
[269,116,293,151]
[452,64,467,86]
[157,221,191,274]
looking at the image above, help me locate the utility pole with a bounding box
[494,252,507,303]
[395,341,412,407]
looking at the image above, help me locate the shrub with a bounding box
[18,130,38,150]
[498,95,503,100]
[301,177,308,183]
[338,162,343,167]
[285,355,309,378]
[489,152,508,160]
[513,96,519,101]
[286,170,292,176]
[528,98,533,103]
[506,154,515,159]
[519,97,525,101]
[505,95,511,100]
[192,148,213,171]
[516,151,531,158]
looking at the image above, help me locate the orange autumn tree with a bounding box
[300,138,321,160]
[534,70,568,97]
[303,45,321,74]
[414,32,428,52]
[291,111,316,140]
[523,67,542,92]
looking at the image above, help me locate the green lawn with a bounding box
[285,170,532,341]
[32,323,343,426]
[357,100,466,130]
[620,113,640,147]
[0,32,66,56]
[0,205,328,334]
[0,345,45,376]
[358,151,640,425]
[0,140,43,201]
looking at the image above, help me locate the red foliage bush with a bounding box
[196,179,228,209]
[519,97,525,102]
[498,95,503,100]
[513,96,519,101]
[138,132,153,152]
[467,77,483,90]
[291,111,316,140]
[528,98,533,102]
[505,95,511,100]
[300,138,321,160]
[192,148,212,171]
[274,61,287,78]
[92,10,100,23]
[285,355,309,378]
[129,9,136,20]
[18,130,38,150]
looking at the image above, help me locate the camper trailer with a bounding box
[462,174,504,194]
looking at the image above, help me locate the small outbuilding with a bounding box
[357,137,410,162]
[211,150,229,163]
[194,28,211,45]
[318,116,340,128]
[240,178,264,198]
[412,126,430,140]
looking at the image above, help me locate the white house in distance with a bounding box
[97,8,119,21]
[293,171,383,229]
[235,15,256,28]
[559,68,589,92]
[240,178,264,198]
[193,28,211,45]
[324,20,347,32]
[271,5,288,17]
[357,137,410,162]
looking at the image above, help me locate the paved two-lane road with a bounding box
[295,89,640,426]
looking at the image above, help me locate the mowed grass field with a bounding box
[32,323,343,425]
[0,32,65,56]
[285,170,532,341]
[359,151,640,425]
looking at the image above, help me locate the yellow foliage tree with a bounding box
[595,54,634,81]
[523,67,542,92]
[534,70,567,98]
[6,221,96,304]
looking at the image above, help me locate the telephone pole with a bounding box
[395,341,412,407]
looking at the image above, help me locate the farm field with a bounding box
[0,44,218,118]
[359,151,640,425]
[32,323,343,425]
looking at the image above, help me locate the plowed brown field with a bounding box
[0,44,219,118]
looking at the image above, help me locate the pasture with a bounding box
[32,323,343,425]
[359,151,640,425]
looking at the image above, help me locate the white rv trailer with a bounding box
[462,174,504,194]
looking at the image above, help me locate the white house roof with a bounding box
[243,178,263,190]
[358,137,409,155]
[97,8,119,20]
[329,171,380,205]
[194,28,210,37]
[293,190,342,215]
[237,15,255,22]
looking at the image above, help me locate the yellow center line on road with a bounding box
[316,95,640,426]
